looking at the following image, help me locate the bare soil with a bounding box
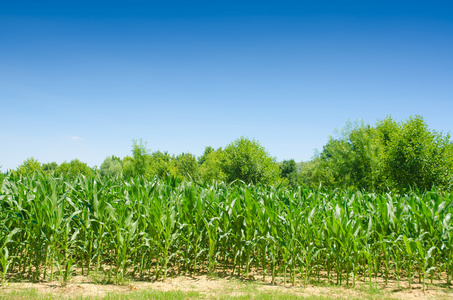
[2,273,453,299]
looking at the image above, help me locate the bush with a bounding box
[311,116,453,191]
[222,137,281,185]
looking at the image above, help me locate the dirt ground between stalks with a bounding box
[2,275,453,299]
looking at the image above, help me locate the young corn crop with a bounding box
[0,172,452,289]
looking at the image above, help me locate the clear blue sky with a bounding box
[1,0,452,171]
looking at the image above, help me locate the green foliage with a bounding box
[15,157,43,176]
[279,159,299,187]
[122,138,280,185]
[1,174,453,288]
[172,153,199,180]
[310,116,453,191]
[199,147,226,182]
[42,162,58,175]
[298,158,332,188]
[100,156,123,177]
[280,159,297,178]
[123,141,200,181]
[55,159,93,179]
[122,156,135,177]
[9,116,451,191]
[198,146,214,165]
[381,115,453,190]
[149,151,174,178]
[317,121,381,190]
[131,139,151,177]
[222,137,281,185]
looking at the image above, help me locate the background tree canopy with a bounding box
[221,137,281,185]
[99,155,123,177]
[5,115,452,191]
[312,115,453,191]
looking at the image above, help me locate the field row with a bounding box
[1,173,453,290]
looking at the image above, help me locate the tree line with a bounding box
[3,115,453,191]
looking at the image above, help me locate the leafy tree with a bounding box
[381,115,453,190]
[198,146,215,165]
[199,148,226,182]
[42,162,58,175]
[314,120,381,190]
[280,159,300,188]
[173,152,199,180]
[55,159,93,178]
[222,137,281,185]
[149,151,174,178]
[15,157,43,176]
[280,159,297,178]
[298,159,334,187]
[131,139,151,177]
[310,116,453,191]
[122,156,135,177]
[100,155,123,177]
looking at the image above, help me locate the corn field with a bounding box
[1,173,452,289]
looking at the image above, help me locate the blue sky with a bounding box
[1,0,452,171]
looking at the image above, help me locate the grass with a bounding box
[0,274,439,300]
[0,289,201,300]
[0,288,390,300]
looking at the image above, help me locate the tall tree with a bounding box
[131,139,151,177]
[42,162,58,175]
[198,146,215,165]
[150,151,173,178]
[55,159,93,178]
[173,152,199,180]
[222,137,281,185]
[199,147,226,182]
[16,157,43,176]
[280,159,300,187]
[316,120,381,190]
[382,115,453,190]
[311,116,453,191]
[100,156,123,177]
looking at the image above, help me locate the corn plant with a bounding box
[0,172,452,288]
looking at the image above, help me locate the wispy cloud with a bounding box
[71,136,82,140]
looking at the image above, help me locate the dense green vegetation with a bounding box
[0,173,452,289]
[1,115,452,289]
[309,116,453,191]
[4,115,452,192]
